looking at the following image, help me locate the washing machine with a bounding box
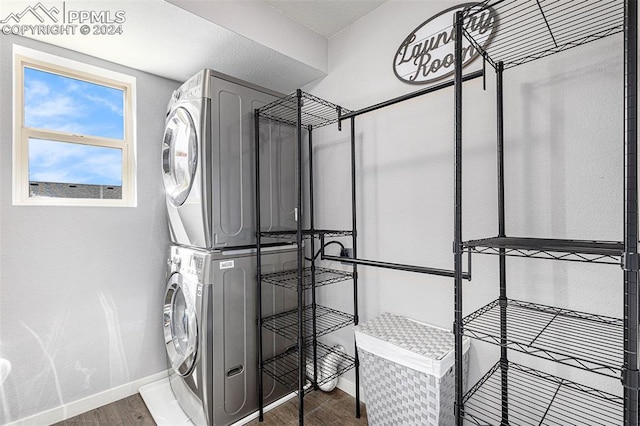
[164,244,297,425]
[162,69,297,250]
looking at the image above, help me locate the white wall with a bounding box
[167,0,328,74]
[304,0,623,395]
[0,36,177,423]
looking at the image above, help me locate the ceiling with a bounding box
[265,0,386,38]
[1,0,389,93]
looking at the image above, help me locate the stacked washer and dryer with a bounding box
[161,69,297,426]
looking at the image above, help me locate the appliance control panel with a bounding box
[169,246,209,281]
[172,72,203,103]
[174,253,205,281]
[188,254,204,274]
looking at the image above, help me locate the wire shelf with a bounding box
[262,305,355,341]
[463,299,622,377]
[257,91,352,128]
[261,266,353,290]
[463,236,623,264]
[259,229,353,240]
[463,361,622,425]
[262,342,356,393]
[463,0,624,70]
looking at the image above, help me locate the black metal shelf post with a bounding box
[350,115,361,418]
[496,58,508,426]
[623,0,638,423]
[308,123,319,391]
[255,108,265,422]
[295,89,305,424]
[456,0,638,424]
[453,10,465,426]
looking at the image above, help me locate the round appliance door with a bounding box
[163,273,198,376]
[162,107,198,206]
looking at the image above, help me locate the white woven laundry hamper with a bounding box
[354,313,470,426]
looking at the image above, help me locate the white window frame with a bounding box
[12,45,137,207]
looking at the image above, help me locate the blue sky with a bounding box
[29,139,122,186]
[24,67,124,186]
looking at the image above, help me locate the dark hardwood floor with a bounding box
[53,393,154,425]
[247,389,367,426]
[54,388,367,425]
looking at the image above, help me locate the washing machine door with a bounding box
[164,273,198,376]
[162,107,198,207]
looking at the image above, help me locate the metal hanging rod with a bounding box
[320,236,471,280]
[339,70,484,121]
[322,255,472,280]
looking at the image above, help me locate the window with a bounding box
[13,45,136,206]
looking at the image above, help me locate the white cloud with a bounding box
[85,95,123,116]
[64,79,81,92]
[26,96,83,119]
[38,121,90,135]
[24,79,50,103]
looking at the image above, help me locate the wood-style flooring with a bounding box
[54,388,367,425]
[247,389,367,426]
[53,393,154,425]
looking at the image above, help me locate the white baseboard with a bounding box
[231,391,297,426]
[6,370,169,426]
[337,376,365,404]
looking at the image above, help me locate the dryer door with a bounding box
[164,273,198,376]
[163,107,198,207]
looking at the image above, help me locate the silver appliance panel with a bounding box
[165,245,298,425]
[209,79,296,248]
[164,97,211,248]
[164,71,296,250]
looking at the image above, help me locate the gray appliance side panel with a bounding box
[210,76,296,249]
[210,253,256,424]
[222,264,252,415]
[259,119,297,236]
[210,78,263,248]
[202,69,284,100]
[209,249,297,424]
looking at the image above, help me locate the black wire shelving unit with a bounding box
[254,90,360,425]
[463,362,624,425]
[252,43,488,426]
[465,0,625,70]
[260,266,353,290]
[463,299,623,377]
[262,342,357,393]
[464,237,624,264]
[262,304,355,341]
[454,1,637,425]
[259,229,353,240]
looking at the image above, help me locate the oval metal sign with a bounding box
[393,3,497,85]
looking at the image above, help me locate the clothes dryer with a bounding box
[162,70,296,249]
[163,244,297,425]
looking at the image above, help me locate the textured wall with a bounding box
[304,0,624,397]
[0,35,177,423]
